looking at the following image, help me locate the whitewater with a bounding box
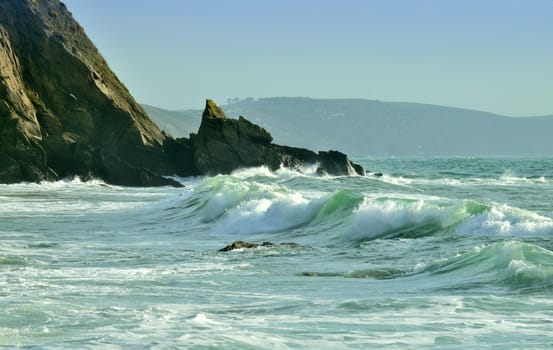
[2,158,553,349]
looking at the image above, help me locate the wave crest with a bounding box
[350,196,473,241]
[455,205,553,237]
[351,194,553,241]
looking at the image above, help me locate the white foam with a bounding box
[213,191,326,235]
[455,204,553,236]
[0,176,106,191]
[191,313,218,325]
[404,175,549,188]
[441,178,463,186]
[378,174,413,186]
[507,259,550,281]
[351,196,454,239]
[231,166,277,179]
[274,165,311,179]
[201,181,252,222]
[0,178,177,217]
[229,164,320,181]
[499,175,547,184]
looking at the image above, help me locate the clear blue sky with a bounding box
[63,0,553,116]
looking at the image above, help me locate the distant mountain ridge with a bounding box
[144,98,553,157]
[142,104,199,138]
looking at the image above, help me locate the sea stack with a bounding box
[188,100,365,176]
[193,99,281,175]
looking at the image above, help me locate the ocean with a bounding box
[1,158,553,349]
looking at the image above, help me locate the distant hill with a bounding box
[143,98,553,157]
[141,104,200,138]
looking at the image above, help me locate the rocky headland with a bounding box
[0,0,363,186]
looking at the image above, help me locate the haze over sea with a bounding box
[2,157,553,349]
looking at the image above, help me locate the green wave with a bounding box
[419,241,553,291]
[312,189,365,222]
[163,171,553,241]
[349,197,491,242]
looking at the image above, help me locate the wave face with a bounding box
[416,241,553,291]
[2,158,553,348]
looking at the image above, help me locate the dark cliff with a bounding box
[0,0,363,186]
[0,0,177,186]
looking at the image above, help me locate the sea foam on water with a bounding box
[2,159,553,348]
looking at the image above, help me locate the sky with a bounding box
[63,0,553,116]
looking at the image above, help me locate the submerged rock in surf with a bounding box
[218,240,299,252]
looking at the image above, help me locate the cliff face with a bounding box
[0,0,175,186]
[0,0,363,186]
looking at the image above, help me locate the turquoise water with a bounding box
[2,158,553,349]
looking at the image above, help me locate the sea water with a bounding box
[1,158,553,349]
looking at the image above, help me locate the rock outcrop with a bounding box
[0,0,177,186]
[0,0,364,186]
[316,150,365,176]
[187,100,364,176]
[193,100,281,175]
[219,240,299,252]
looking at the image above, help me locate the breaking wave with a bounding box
[175,168,553,241]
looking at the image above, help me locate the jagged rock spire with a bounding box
[202,99,228,120]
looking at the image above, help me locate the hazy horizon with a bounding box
[64,0,553,117]
[143,96,553,119]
